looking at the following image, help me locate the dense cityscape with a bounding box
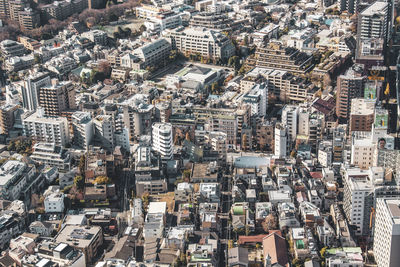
[0,0,396,266]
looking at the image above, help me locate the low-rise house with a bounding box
[44,186,65,213]
[178,203,194,225]
[4,55,34,72]
[290,227,315,260]
[228,247,249,267]
[325,247,363,267]
[268,190,291,205]
[307,189,322,208]
[29,221,54,237]
[197,183,220,204]
[187,243,218,267]
[255,202,273,224]
[191,162,219,183]
[317,219,336,247]
[278,202,300,229]
[175,182,193,203]
[199,202,219,231]
[299,202,323,227]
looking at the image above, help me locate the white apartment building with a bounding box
[274,123,287,157]
[351,132,375,170]
[167,27,235,60]
[358,1,389,40]
[136,5,162,19]
[72,111,94,150]
[205,131,227,157]
[94,115,114,151]
[44,191,65,213]
[281,105,299,141]
[373,198,400,267]
[31,142,70,171]
[0,160,35,201]
[144,11,182,32]
[318,141,333,168]
[152,122,173,161]
[242,82,268,117]
[23,108,70,146]
[21,71,51,111]
[343,167,374,236]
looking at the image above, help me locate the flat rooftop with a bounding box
[385,199,400,224]
[55,225,102,249]
[148,202,167,214]
[0,160,26,187]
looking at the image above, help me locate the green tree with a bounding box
[243,36,249,46]
[7,141,16,151]
[238,65,247,75]
[78,155,86,176]
[182,169,191,180]
[211,82,219,93]
[74,175,84,189]
[34,54,42,64]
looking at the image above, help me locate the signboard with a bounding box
[364,84,377,100]
[375,111,388,129]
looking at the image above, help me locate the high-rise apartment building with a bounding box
[373,198,400,267]
[274,123,287,157]
[38,79,76,116]
[242,82,268,117]
[349,98,375,132]
[22,72,51,112]
[357,1,389,41]
[0,0,9,18]
[121,99,153,141]
[18,7,40,30]
[8,0,25,21]
[281,105,299,141]
[93,115,114,151]
[340,0,359,14]
[71,111,94,150]
[343,167,374,236]
[23,108,70,146]
[336,69,366,121]
[0,103,18,135]
[152,122,173,161]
